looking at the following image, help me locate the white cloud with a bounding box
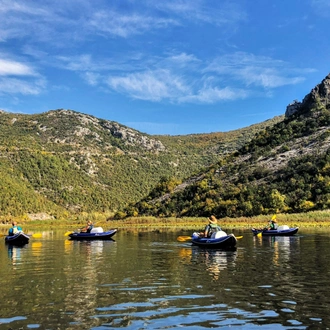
[106,70,188,101]
[89,11,178,38]
[0,0,246,46]
[151,0,247,26]
[0,58,36,76]
[57,50,306,104]
[0,56,45,95]
[0,77,46,95]
[205,52,305,88]
[82,71,101,86]
[105,66,250,104]
[179,86,249,103]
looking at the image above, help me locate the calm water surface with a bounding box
[0,229,330,329]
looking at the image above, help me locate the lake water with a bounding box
[0,229,330,329]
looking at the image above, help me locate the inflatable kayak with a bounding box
[68,228,117,240]
[191,231,237,249]
[252,226,298,236]
[5,232,30,245]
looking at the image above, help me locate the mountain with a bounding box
[0,108,280,221]
[122,73,330,219]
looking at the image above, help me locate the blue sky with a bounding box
[1,0,330,135]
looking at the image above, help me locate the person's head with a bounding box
[87,221,92,225]
[12,221,17,226]
[208,215,217,224]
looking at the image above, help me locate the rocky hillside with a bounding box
[122,73,330,219]
[0,108,280,220]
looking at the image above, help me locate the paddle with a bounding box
[177,235,243,242]
[31,233,42,238]
[177,236,191,242]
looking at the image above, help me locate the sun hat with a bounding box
[208,215,217,224]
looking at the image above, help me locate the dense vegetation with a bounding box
[0,109,280,221]
[119,94,330,219]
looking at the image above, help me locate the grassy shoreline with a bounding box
[1,210,330,231]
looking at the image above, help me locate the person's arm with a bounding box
[204,225,209,237]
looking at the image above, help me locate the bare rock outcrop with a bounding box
[285,73,330,117]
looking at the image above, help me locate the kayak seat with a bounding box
[90,227,104,233]
[211,230,227,239]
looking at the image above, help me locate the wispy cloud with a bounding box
[0,58,36,76]
[89,11,178,38]
[179,86,249,103]
[106,70,189,102]
[205,52,306,88]
[0,1,312,105]
[151,0,247,26]
[55,49,308,104]
[0,77,46,95]
[311,0,330,17]
[0,0,246,46]
[0,55,45,95]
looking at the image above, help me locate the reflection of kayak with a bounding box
[191,233,237,249]
[68,228,117,240]
[252,227,298,236]
[5,232,30,245]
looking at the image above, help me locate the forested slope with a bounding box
[0,109,280,221]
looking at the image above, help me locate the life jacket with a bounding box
[9,226,21,236]
[270,222,278,230]
[206,224,221,237]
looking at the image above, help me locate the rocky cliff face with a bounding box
[285,73,330,117]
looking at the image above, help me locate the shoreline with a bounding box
[1,211,330,231]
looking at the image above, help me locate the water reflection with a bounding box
[253,235,301,266]
[7,244,23,265]
[2,231,330,329]
[31,241,43,256]
[191,247,237,280]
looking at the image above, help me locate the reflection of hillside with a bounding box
[63,240,117,326]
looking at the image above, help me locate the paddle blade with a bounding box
[32,233,42,238]
[257,232,262,237]
[271,214,277,220]
[236,236,243,239]
[64,231,73,236]
[177,236,192,242]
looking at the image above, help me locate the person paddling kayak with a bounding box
[8,221,23,236]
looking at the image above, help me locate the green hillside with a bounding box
[0,109,280,221]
